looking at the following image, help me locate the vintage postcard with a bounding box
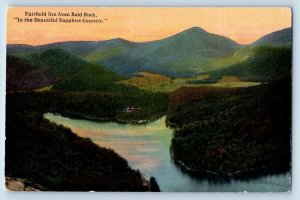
[5,7,292,192]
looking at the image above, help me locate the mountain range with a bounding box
[7,26,292,91]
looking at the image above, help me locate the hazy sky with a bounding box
[7,7,292,45]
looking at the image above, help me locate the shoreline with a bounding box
[49,111,166,125]
[49,112,291,178]
[167,118,291,178]
[170,151,291,178]
[115,112,166,125]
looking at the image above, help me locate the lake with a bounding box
[44,113,291,192]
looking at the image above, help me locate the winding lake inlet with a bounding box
[44,113,290,192]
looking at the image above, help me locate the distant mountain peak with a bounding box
[177,26,208,36]
[253,27,292,46]
[107,37,127,42]
[103,37,133,45]
[186,26,208,32]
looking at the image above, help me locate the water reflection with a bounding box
[44,113,291,192]
[171,157,290,184]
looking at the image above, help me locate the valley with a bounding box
[5,26,292,191]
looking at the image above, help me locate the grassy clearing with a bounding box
[209,82,261,88]
[217,76,241,82]
[34,85,53,92]
[211,76,261,88]
[118,72,171,88]
[118,72,260,92]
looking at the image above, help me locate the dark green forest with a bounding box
[6,111,149,191]
[167,79,291,175]
[7,90,168,123]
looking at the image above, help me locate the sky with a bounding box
[7,7,292,45]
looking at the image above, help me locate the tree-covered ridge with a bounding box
[7,89,168,125]
[7,48,125,92]
[7,49,87,91]
[5,110,149,191]
[6,55,49,91]
[16,48,88,76]
[191,45,291,83]
[167,79,291,175]
[51,64,129,93]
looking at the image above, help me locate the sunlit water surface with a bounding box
[44,113,291,192]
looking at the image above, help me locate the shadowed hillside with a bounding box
[7,49,89,91]
[190,45,291,83]
[5,110,149,191]
[167,79,291,176]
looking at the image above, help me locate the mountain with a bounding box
[7,44,35,53]
[252,27,292,46]
[7,49,88,91]
[8,27,240,77]
[18,48,88,77]
[192,28,292,83]
[96,27,240,77]
[192,45,291,83]
[52,63,133,93]
[7,48,121,91]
